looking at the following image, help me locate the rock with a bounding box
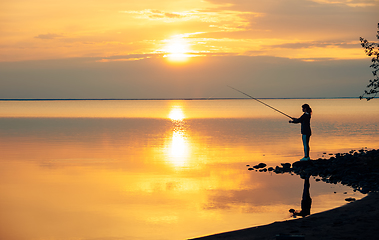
[253,163,267,169]
[292,161,312,168]
[274,166,284,173]
[281,163,291,168]
[345,197,356,202]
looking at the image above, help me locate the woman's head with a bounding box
[302,104,312,114]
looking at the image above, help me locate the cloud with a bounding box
[164,12,183,18]
[203,0,378,41]
[34,33,63,40]
[95,58,144,62]
[121,9,258,32]
[311,0,377,7]
[274,41,360,49]
[95,54,157,62]
[121,9,188,21]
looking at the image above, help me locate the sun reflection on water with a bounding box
[166,106,190,167]
[169,130,189,167]
[169,107,185,121]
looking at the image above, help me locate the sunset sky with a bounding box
[1,0,378,99]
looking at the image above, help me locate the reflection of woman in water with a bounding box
[289,176,312,217]
[289,104,312,161]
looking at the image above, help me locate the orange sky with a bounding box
[0,0,378,98]
[2,0,378,62]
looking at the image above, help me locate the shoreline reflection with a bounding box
[290,175,312,218]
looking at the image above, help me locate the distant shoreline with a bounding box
[0,97,361,101]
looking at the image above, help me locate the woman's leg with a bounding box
[302,134,310,158]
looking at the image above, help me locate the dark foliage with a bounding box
[359,23,379,100]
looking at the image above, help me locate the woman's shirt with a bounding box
[292,112,311,136]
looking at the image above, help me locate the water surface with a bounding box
[1,99,378,240]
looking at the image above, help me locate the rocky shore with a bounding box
[251,148,379,194]
[191,149,379,240]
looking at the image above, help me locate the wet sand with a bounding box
[191,149,379,240]
[191,193,379,240]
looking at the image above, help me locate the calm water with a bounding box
[1,99,378,240]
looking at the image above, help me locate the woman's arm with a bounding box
[289,115,304,124]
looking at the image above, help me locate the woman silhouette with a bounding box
[289,104,312,161]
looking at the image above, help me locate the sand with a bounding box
[191,193,379,240]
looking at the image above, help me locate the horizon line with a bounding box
[0,97,361,101]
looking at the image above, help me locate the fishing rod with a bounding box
[227,85,293,119]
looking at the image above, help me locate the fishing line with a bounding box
[206,86,227,100]
[227,85,293,119]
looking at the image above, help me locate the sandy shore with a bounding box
[191,193,379,240]
[191,149,379,240]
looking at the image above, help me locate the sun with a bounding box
[163,37,191,62]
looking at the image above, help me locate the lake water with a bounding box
[1,99,378,240]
